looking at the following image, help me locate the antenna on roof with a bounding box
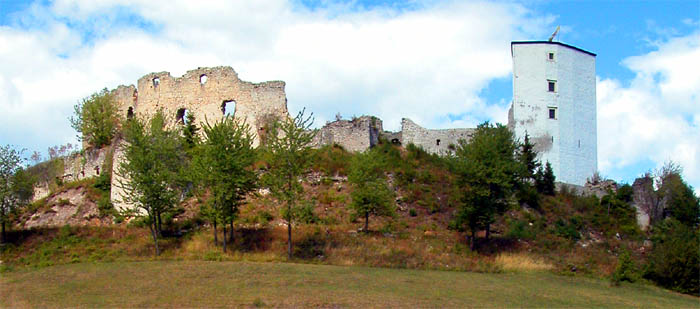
[548,26,560,42]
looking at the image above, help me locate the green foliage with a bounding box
[310,144,353,176]
[264,109,317,258]
[505,219,537,240]
[348,149,395,230]
[644,219,699,295]
[69,88,119,148]
[182,112,200,151]
[518,133,540,180]
[409,208,418,217]
[453,122,520,247]
[0,145,34,243]
[553,217,582,241]
[611,251,637,285]
[116,111,184,255]
[535,162,556,195]
[191,115,257,252]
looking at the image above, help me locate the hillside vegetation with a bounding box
[1,93,698,300]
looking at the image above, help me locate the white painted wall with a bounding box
[511,42,597,186]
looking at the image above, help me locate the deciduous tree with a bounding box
[0,145,34,243]
[453,122,520,250]
[191,116,257,252]
[116,111,183,256]
[69,88,119,149]
[348,150,394,231]
[264,109,317,259]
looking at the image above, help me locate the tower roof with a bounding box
[511,41,596,57]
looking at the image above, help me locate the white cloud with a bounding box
[598,31,700,188]
[0,0,552,155]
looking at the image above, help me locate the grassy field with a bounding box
[1,261,697,308]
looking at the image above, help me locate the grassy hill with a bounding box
[2,261,697,308]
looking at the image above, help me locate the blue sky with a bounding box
[0,0,698,191]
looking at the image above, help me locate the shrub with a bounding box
[409,209,418,217]
[644,219,699,295]
[611,251,637,285]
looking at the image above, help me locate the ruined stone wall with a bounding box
[108,66,289,212]
[400,118,473,155]
[314,116,382,152]
[118,67,288,147]
[31,147,109,202]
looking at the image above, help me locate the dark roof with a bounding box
[511,41,596,57]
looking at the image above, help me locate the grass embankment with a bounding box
[1,261,696,308]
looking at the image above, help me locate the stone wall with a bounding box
[400,118,474,155]
[112,66,288,147]
[314,116,382,152]
[31,147,110,202]
[108,66,289,212]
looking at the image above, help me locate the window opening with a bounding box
[549,108,556,119]
[436,139,441,146]
[153,77,160,87]
[548,52,555,60]
[221,100,236,117]
[127,107,134,119]
[548,80,556,92]
[176,108,188,124]
[200,74,208,85]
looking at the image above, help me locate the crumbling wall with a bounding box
[31,147,109,202]
[315,116,382,152]
[400,118,474,155]
[123,66,288,147]
[108,66,289,212]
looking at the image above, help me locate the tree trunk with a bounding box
[287,203,292,259]
[1,221,5,244]
[230,220,234,245]
[150,221,160,256]
[470,228,476,251]
[364,212,369,231]
[222,225,227,253]
[485,224,490,240]
[157,211,163,237]
[213,220,218,246]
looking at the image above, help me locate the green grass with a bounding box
[1,261,696,308]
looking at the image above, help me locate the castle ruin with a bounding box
[32,40,598,211]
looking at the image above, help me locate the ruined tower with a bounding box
[509,41,597,186]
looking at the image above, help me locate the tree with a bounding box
[69,88,119,149]
[182,112,200,151]
[535,162,556,195]
[116,111,184,256]
[191,116,257,252]
[453,122,520,249]
[0,145,34,243]
[515,133,540,208]
[348,150,395,231]
[644,218,699,295]
[518,133,539,180]
[264,109,317,259]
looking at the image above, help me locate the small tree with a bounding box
[0,145,34,243]
[191,116,257,252]
[453,122,520,250]
[535,162,556,195]
[518,133,540,180]
[264,109,317,259]
[348,150,394,231]
[116,111,183,256]
[70,88,120,149]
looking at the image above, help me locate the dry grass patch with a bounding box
[496,252,554,272]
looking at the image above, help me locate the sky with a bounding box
[1,0,698,191]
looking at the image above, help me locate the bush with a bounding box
[506,219,536,240]
[611,251,637,285]
[643,219,699,295]
[69,88,119,149]
[409,209,418,217]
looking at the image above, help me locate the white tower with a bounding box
[509,41,597,186]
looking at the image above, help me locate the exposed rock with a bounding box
[24,187,110,229]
